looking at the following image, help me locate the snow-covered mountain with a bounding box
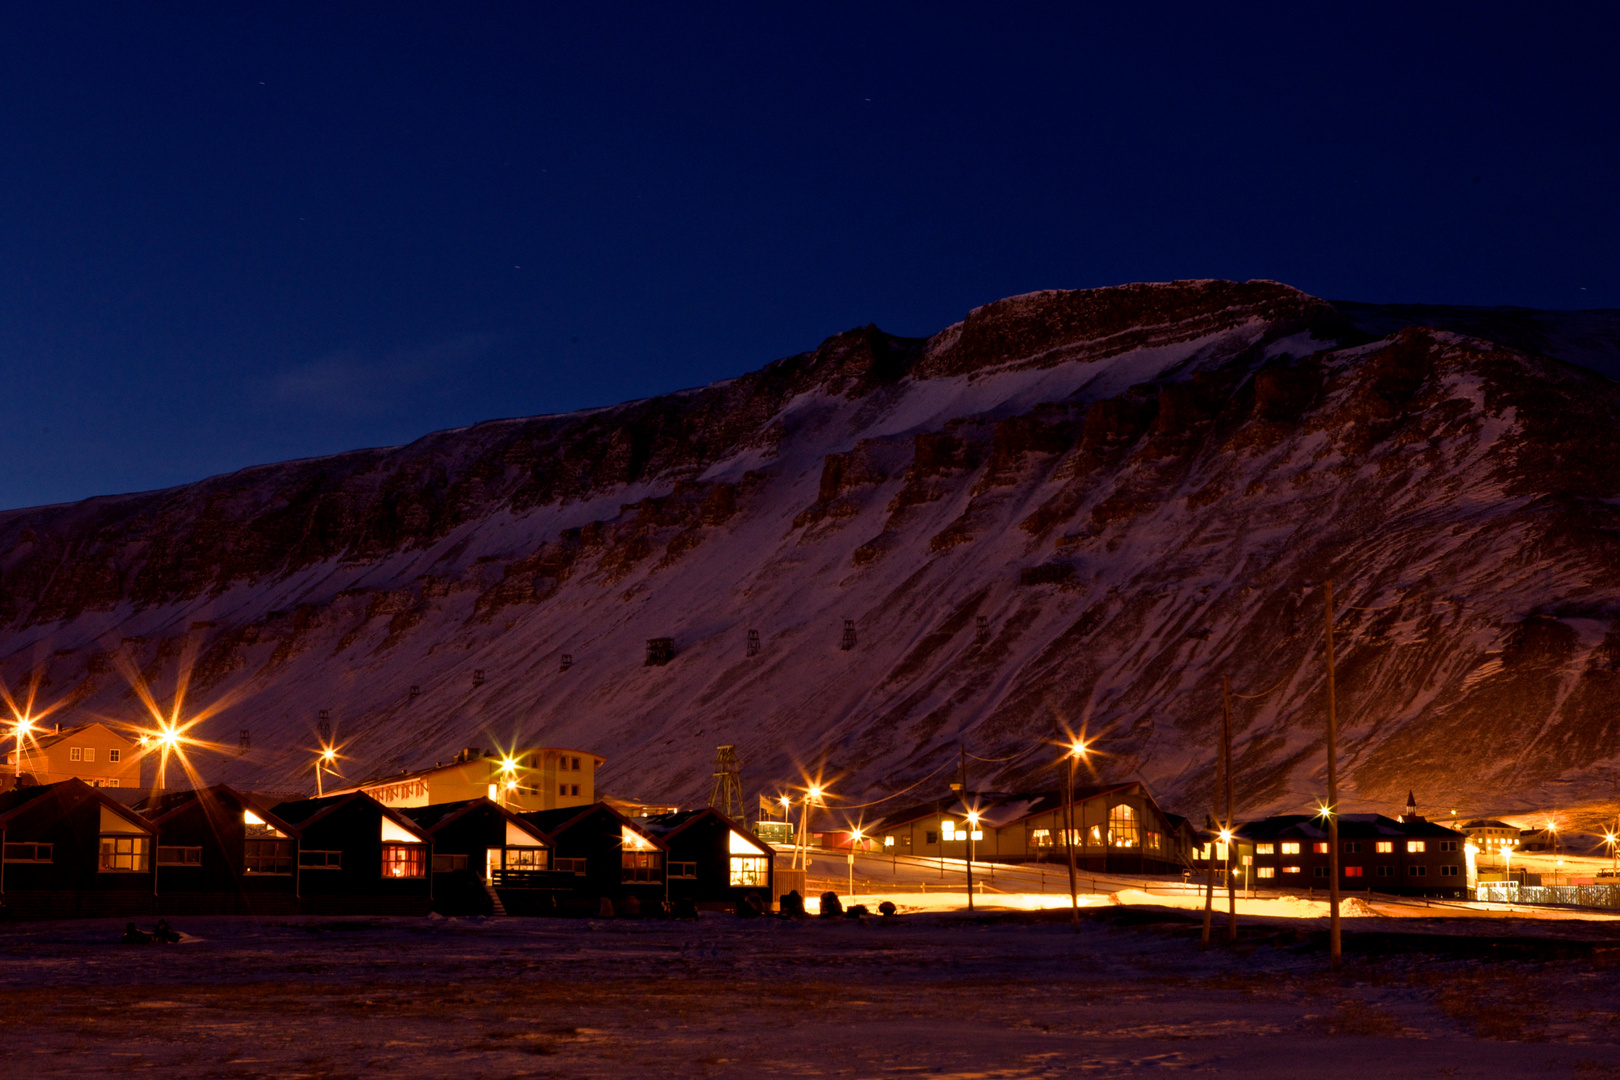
[4,279,1618,824]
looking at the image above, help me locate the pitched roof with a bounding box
[21,722,136,752]
[0,778,153,833]
[638,808,770,852]
[519,802,666,850]
[270,791,431,841]
[138,784,301,837]
[399,797,553,844]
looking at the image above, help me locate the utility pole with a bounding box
[1223,674,1237,943]
[1200,812,1216,949]
[960,745,974,913]
[1324,578,1343,972]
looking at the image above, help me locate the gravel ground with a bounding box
[3,907,1620,1078]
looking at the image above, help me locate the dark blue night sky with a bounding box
[1,4,1614,510]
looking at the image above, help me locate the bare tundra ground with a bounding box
[3,908,1620,1078]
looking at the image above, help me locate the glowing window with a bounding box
[1280,842,1300,855]
[729,856,769,887]
[1256,866,1275,879]
[99,836,149,873]
[1256,843,1275,855]
[1313,842,1329,854]
[622,852,662,882]
[504,847,549,870]
[729,831,759,855]
[382,844,426,878]
[83,748,94,763]
[380,818,418,843]
[1407,841,1426,853]
[1344,866,1363,877]
[1281,865,1301,874]
[1376,841,1394,853]
[1145,831,1162,851]
[622,826,657,852]
[1089,825,1103,846]
[1030,828,1052,848]
[1107,804,1139,848]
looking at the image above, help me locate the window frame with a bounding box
[728,855,769,887]
[244,839,294,875]
[299,849,342,869]
[381,843,427,879]
[156,845,203,867]
[668,861,698,879]
[2,842,53,863]
[98,835,150,873]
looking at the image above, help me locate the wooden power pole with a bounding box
[1324,578,1343,971]
[1222,674,1237,942]
[960,745,974,913]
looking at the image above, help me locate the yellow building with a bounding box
[333,746,602,812]
[3,722,143,788]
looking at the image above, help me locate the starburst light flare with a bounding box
[0,667,68,778]
[109,642,240,791]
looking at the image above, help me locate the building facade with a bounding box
[1235,814,1468,898]
[4,723,142,788]
[639,808,776,911]
[332,746,602,813]
[868,783,1194,874]
[0,779,158,919]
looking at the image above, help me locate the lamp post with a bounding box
[965,810,981,912]
[848,826,863,904]
[1064,738,1087,934]
[10,718,32,779]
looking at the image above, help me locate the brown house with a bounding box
[4,723,142,789]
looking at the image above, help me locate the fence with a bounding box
[1476,882,1620,908]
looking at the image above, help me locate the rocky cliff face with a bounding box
[3,279,1618,824]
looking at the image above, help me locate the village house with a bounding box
[136,785,302,915]
[0,778,157,919]
[638,808,775,912]
[271,791,435,915]
[519,803,668,914]
[399,797,563,915]
[329,746,602,813]
[1232,813,1469,899]
[868,783,1195,875]
[4,722,142,788]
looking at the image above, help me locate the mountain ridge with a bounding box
[3,279,1618,828]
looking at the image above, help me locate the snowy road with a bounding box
[2,909,1620,1078]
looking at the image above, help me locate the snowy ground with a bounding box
[5,907,1620,1078]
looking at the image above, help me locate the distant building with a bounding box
[1459,818,1520,861]
[1233,813,1468,899]
[329,746,602,812]
[868,783,1195,874]
[3,722,142,788]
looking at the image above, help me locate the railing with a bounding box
[1477,883,1620,908]
[489,869,574,889]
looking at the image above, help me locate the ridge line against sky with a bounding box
[0,3,1615,511]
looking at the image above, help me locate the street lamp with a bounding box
[315,746,340,797]
[10,716,34,779]
[848,826,864,904]
[964,810,981,912]
[1063,737,1088,934]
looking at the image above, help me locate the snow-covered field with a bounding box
[5,908,1620,1078]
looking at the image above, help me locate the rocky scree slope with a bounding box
[1,279,1617,822]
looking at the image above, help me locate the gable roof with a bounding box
[21,722,137,753]
[270,791,431,841]
[639,808,771,853]
[139,784,301,837]
[399,797,553,845]
[0,778,153,833]
[519,802,666,850]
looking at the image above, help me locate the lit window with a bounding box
[941,821,958,840]
[156,846,202,866]
[1089,825,1102,845]
[1145,831,1162,851]
[245,840,293,875]
[1256,843,1274,855]
[69,748,82,762]
[381,844,426,878]
[245,810,288,839]
[1281,866,1301,874]
[83,748,95,762]
[1031,829,1052,848]
[729,856,769,887]
[883,836,894,847]
[1107,804,1139,848]
[504,847,548,870]
[99,836,150,873]
[1281,842,1300,855]
[1344,866,1363,878]
[1376,841,1394,853]
[1407,841,1426,853]
[104,779,118,788]
[1313,842,1329,854]
[108,749,121,763]
[622,852,662,883]
[1256,866,1275,879]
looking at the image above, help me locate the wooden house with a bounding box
[0,779,156,919]
[1227,813,1468,899]
[271,792,434,915]
[329,746,603,813]
[400,798,567,915]
[518,803,668,914]
[638,808,775,911]
[136,785,302,915]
